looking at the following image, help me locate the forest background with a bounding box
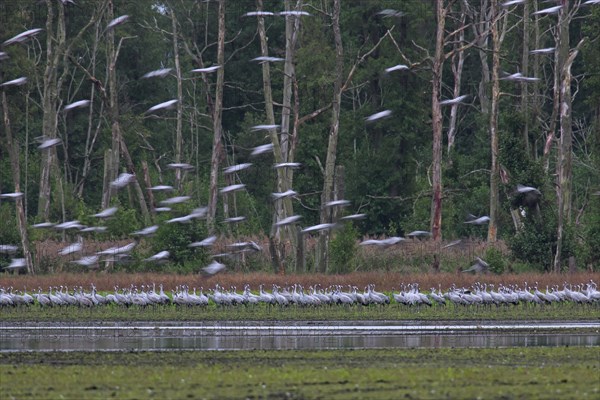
[0,0,599,276]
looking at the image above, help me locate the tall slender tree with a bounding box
[317,0,344,273]
[255,0,297,272]
[37,0,69,221]
[553,1,584,272]
[488,0,501,242]
[206,0,226,232]
[2,81,34,275]
[430,0,446,242]
[171,8,185,191]
[554,40,585,271]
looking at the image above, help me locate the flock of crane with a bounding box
[2,3,600,276]
[1,281,599,308]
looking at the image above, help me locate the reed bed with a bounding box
[1,270,598,293]
[23,237,515,275]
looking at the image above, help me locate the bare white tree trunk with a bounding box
[77,18,104,198]
[317,0,343,273]
[103,0,120,208]
[257,0,292,272]
[554,28,584,272]
[2,86,35,274]
[430,0,446,242]
[447,9,466,154]
[464,0,491,114]
[521,0,531,155]
[171,9,185,191]
[488,0,501,242]
[206,0,226,233]
[544,9,564,174]
[38,0,66,220]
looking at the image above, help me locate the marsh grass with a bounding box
[1,347,598,399]
[2,270,598,292]
[23,237,519,275]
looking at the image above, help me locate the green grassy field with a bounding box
[1,347,598,399]
[1,301,599,322]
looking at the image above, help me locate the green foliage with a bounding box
[329,223,359,274]
[0,204,20,245]
[508,204,575,271]
[578,197,600,271]
[104,208,142,239]
[150,219,209,269]
[580,6,600,111]
[509,224,554,272]
[0,204,21,269]
[484,247,507,274]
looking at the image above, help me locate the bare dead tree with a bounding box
[77,17,105,198]
[463,0,491,114]
[554,35,585,272]
[446,7,466,154]
[206,0,226,233]
[2,82,35,274]
[103,0,121,208]
[488,0,501,242]
[317,0,343,273]
[38,0,104,220]
[37,0,66,220]
[531,1,544,160]
[430,0,446,242]
[255,0,297,272]
[171,8,185,191]
[520,0,531,155]
[69,51,152,225]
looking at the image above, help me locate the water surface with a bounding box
[2,321,598,352]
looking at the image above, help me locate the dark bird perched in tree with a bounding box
[512,184,542,210]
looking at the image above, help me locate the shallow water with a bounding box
[1,321,598,352]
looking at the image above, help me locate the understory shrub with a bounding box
[329,223,359,274]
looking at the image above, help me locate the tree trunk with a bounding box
[141,160,156,217]
[447,8,466,154]
[464,0,491,114]
[279,0,302,270]
[554,29,583,273]
[256,0,299,271]
[296,226,305,273]
[77,18,103,199]
[257,0,287,271]
[104,0,121,208]
[521,0,531,155]
[206,0,226,233]
[488,0,500,242]
[430,0,446,242]
[120,137,151,223]
[38,0,66,220]
[531,2,542,159]
[171,10,184,191]
[101,149,113,207]
[317,0,343,273]
[544,12,564,174]
[2,87,35,275]
[95,1,149,222]
[552,0,570,271]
